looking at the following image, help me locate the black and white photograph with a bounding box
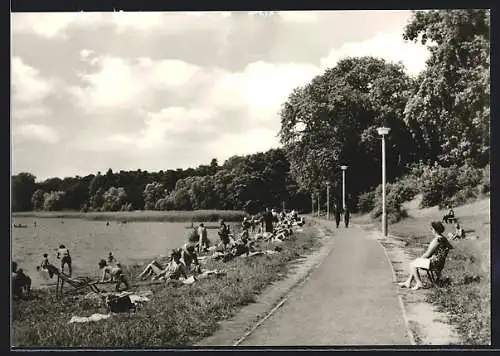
[11,9,491,348]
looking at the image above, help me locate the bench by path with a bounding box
[239,220,411,346]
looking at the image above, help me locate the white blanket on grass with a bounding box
[69,313,111,324]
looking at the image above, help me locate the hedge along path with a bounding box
[197,222,336,347]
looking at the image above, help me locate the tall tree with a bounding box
[403,9,490,166]
[279,57,415,197]
[12,173,37,211]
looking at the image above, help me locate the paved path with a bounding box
[239,220,410,346]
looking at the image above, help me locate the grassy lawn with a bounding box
[389,199,490,345]
[12,222,322,348]
[12,210,247,223]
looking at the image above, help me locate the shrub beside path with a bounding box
[238,220,411,346]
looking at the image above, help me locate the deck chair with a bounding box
[55,272,101,299]
[416,249,451,287]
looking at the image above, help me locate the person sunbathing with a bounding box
[399,221,453,290]
[137,259,166,280]
[450,223,465,240]
[98,259,130,291]
[156,250,188,281]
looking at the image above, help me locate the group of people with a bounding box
[137,207,306,283]
[332,204,351,228]
[13,207,306,299]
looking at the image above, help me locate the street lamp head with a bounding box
[377,127,391,136]
[340,165,348,171]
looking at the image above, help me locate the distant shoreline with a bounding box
[12,210,247,223]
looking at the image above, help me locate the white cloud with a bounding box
[14,124,60,144]
[319,31,430,76]
[12,107,51,120]
[79,48,94,61]
[12,12,235,39]
[11,13,81,39]
[69,55,201,111]
[209,128,281,160]
[11,57,56,103]
[206,61,319,124]
[136,107,216,149]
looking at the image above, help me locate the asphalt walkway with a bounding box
[239,220,410,346]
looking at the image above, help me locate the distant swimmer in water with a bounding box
[56,244,72,277]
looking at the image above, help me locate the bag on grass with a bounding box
[105,294,136,313]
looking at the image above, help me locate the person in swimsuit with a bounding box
[57,244,72,277]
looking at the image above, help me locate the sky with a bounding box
[11,10,431,181]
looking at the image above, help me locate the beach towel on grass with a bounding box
[69,313,111,324]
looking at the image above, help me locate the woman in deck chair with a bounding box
[399,221,453,290]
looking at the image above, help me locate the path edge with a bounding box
[369,228,417,346]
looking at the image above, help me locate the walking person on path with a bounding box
[334,203,342,228]
[344,205,351,228]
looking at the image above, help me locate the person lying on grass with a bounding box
[399,221,454,290]
[156,249,189,281]
[137,250,189,281]
[98,259,130,291]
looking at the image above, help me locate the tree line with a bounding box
[12,10,490,214]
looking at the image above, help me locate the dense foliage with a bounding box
[12,10,490,215]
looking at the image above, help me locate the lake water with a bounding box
[11,217,220,287]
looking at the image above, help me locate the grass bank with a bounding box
[12,210,248,223]
[388,199,490,345]
[12,222,322,348]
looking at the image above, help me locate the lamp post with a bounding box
[326,181,331,220]
[340,165,348,210]
[377,127,391,237]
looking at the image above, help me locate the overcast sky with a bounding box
[11,11,430,181]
